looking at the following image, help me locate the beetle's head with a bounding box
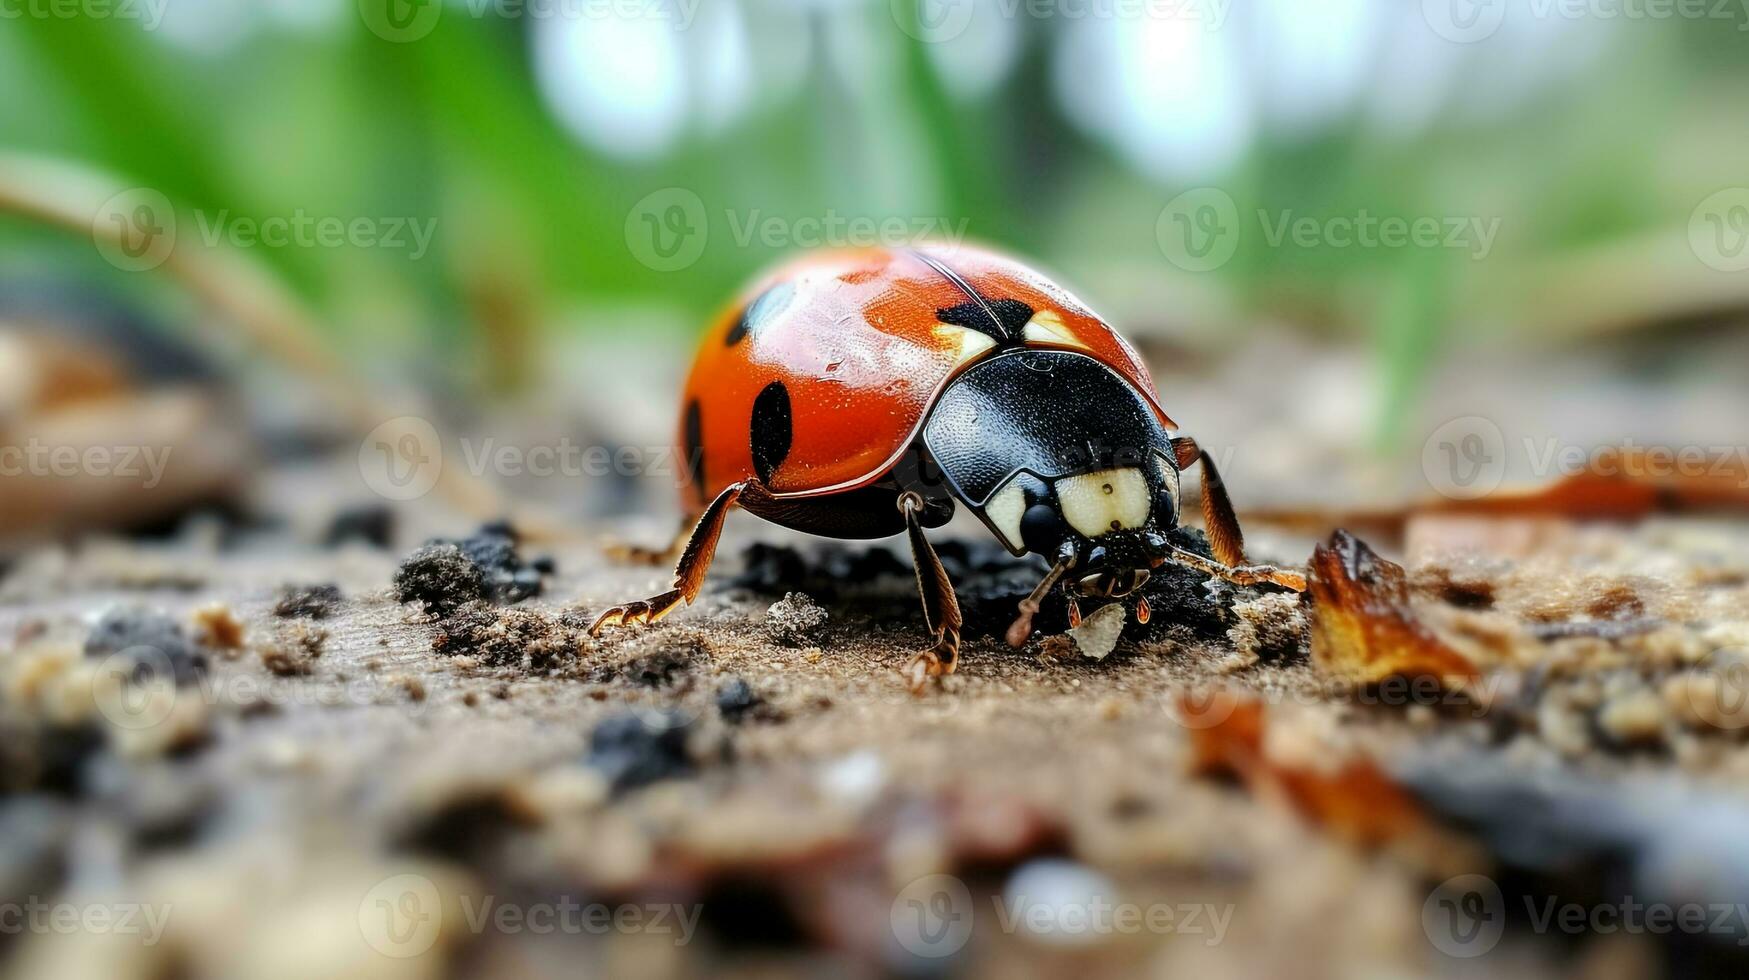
[921,349,1181,598]
[979,461,1180,597]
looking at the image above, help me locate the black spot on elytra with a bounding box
[936,298,1033,343]
[750,381,792,484]
[725,281,795,346]
[682,399,706,504]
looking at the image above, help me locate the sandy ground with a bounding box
[7,319,1749,978]
[3,502,1749,980]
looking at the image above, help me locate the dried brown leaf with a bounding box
[1308,530,1479,688]
[1183,693,1427,848]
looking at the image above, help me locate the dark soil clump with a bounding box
[83,607,208,685]
[394,543,485,617]
[273,583,343,620]
[592,643,705,688]
[586,711,695,792]
[394,524,551,617]
[715,677,762,723]
[431,604,580,670]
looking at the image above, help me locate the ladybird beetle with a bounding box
[591,245,1306,692]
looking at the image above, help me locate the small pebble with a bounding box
[715,677,761,723]
[190,604,246,652]
[819,751,884,808]
[1002,859,1119,948]
[586,711,695,792]
[84,607,207,686]
[273,584,343,620]
[767,592,828,646]
[394,543,485,617]
[1067,602,1127,660]
[1598,689,1667,748]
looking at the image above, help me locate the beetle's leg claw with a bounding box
[903,630,960,695]
[588,589,685,635]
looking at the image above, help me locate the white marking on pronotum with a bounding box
[1022,310,1090,350]
[932,323,998,367]
[1055,468,1149,540]
[984,477,1027,551]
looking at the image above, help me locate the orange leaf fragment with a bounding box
[1307,529,1479,688]
[1183,692,1426,849]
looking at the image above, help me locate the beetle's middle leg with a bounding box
[898,492,963,695]
[589,483,747,634]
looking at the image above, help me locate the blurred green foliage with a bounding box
[2,2,1746,436]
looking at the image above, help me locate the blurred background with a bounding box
[3,0,1747,545]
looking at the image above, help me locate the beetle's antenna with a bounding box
[1004,557,1072,648]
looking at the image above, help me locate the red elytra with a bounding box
[677,245,1175,510]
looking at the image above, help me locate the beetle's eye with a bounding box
[1020,502,1067,554]
[1153,453,1181,519]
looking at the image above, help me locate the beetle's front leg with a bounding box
[898,492,963,694]
[1158,545,1307,592]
